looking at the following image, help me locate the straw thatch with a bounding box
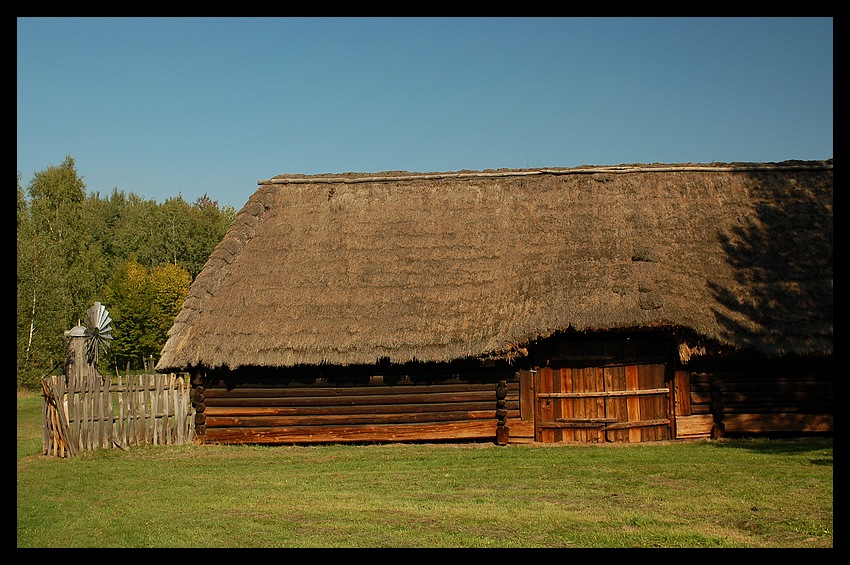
[156,160,833,372]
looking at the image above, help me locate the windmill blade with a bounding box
[98,316,113,339]
[86,302,107,331]
[97,310,112,334]
[86,303,113,335]
[85,335,99,365]
[84,302,113,365]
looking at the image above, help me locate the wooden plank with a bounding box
[592,367,605,443]
[584,367,599,442]
[163,376,172,445]
[79,374,88,450]
[551,367,563,443]
[519,370,534,422]
[203,390,496,407]
[142,374,151,444]
[572,368,587,442]
[713,391,833,403]
[533,368,542,442]
[723,413,833,433]
[539,367,555,443]
[93,376,102,448]
[537,389,669,398]
[656,365,667,440]
[720,404,833,414]
[204,420,498,444]
[173,377,182,445]
[78,372,86,449]
[541,422,607,429]
[559,368,574,442]
[674,370,691,439]
[202,382,499,398]
[505,418,534,440]
[203,401,502,416]
[700,381,833,392]
[648,365,665,441]
[152,375,161,445]
[100,377,109,448]
[116,376,125,446]
[584,367,598,442]
[625,365,641,443]
[171,376,181,444]
[638,365,651,441]
[605,366,628,443]
[540,419,669,430]
[162,377,170,444]
[602,418,669,431]
[130,375,140,444]
[206,410,498,428]
[675,414,713,438]
[691,393,833,408]
[41,376,76,457]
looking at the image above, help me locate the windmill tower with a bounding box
[64,302,113,383]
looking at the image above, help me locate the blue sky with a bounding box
[17,17,833,211]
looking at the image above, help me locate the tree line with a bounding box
[17,155,236,389]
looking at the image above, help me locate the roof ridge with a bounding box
[259,162,833,185]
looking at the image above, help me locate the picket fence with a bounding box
[41,373,195,457]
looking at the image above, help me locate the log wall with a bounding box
[193,377,521,445]
[681,358,832,437]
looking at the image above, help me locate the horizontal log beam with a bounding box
[554,417,617,423]
[691,391,833,404]
[204,401,519,417]
[539,418,670,430]
[203,383,501,398]
[722,413,833,433]
[204,390,496,407]
[538,388,668,399]
[689,382,833,392]
[206,410,498,428]
[204,421,497,444]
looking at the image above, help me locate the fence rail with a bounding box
[41,373,195,457]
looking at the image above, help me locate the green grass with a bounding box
[17,390,833,548]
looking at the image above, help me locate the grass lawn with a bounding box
[17,390,833,548]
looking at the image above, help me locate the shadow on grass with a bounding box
[711,436,832,466]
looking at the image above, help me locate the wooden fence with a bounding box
[41,373,195,457]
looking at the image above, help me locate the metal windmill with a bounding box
[83,301,113,369]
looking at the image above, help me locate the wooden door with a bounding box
[533,364,671,443]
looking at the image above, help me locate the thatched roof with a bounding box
[156,160,833,372]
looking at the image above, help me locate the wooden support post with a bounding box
[710,377,725,439]
[191,372,206,443]
[496,380,509,445]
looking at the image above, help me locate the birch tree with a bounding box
[16,157,86,387]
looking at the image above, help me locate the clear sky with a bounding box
[17,17,833,211]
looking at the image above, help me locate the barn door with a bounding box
[533,364,671,443]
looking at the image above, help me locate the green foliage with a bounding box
[16,156,234,385]
[101,258,191,371]
[17,157,83,388]
[149,263,192,340]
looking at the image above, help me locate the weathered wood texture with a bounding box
[677,358,832,437]
[525,363,670,444]
[41,373,194,457]
[675,414,715,438]
[195,380,521,445]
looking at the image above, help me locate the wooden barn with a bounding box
[155,161,833,445]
